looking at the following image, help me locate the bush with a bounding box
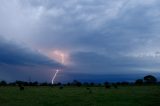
[144,75,157,84]
[135,79,143,85]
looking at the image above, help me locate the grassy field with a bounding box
[0,86,160,106]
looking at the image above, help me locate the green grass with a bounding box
[0,86,160,106]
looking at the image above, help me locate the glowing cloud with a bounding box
[51,50,67,84]
[48,50,69,65]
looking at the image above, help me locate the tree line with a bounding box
[0,75,159,87]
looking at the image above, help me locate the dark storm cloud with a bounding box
[59,51,160,82]
[0,37,60,67]
[68,51,160,74]
[0,37,61,81]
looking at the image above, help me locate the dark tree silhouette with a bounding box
[90,82,95,86]
[67,82,71,86]
[32,81,38,86]
[8,82,16,86]
[121,82,129,86]
[16,80,24,85]
[104,82,111,89]
[144,75,157,84]
[59,85,64,89]
[76,82,82,87]
[57,82,62,86]
[0,80,7,86]
[112,83,118,89]
[40,82,48,86]
[86,87,92,93]
[97,83,102,86]
[83,82,89,86]
[18,85,24,91]
[135,79,143,85]
[72,80,82,87]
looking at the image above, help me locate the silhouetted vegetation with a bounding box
[144,75,157,84]
[135,79,143,85]
[86,87,92,93]
[0,74,159,88]
[112,83,118,89]
[0,80,7,86]
[72,80,82,87]
[19,85,24,91]
[104,82,111,89]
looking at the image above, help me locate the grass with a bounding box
[0,86,160,106]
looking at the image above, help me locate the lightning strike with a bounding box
[51,50,65,84]
[51,69,59,84]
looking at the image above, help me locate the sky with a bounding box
[0,0,160,83]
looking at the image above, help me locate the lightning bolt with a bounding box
[51,51,64,85]
[51,69,59,84]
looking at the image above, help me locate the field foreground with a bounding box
[0,86,160,106]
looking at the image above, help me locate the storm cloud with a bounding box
[0,37,60,81]
[0,37,60,66]
[0,0,160,82]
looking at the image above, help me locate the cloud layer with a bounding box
[0,0,160,82]
[0,37,60,81]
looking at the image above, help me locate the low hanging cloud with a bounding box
[68,51,160,74]
[0,37,61,81]
[0,37,60,67]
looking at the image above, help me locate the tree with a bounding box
[40,82,48,86]
[32,81,38,86]
[112,83,118,89]
[144,75,157,84]
[72,80,82,87]
[67,82,71,86]
[0,80,7,86]
[90,82,95,86]
[57,82,62,86]
[121,82,129,86]
[83,82,89,86]
[104,81,111,89]
[135,79,143,85]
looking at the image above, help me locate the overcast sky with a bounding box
[0,0,160,82]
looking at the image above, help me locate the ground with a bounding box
[0,86,160,106]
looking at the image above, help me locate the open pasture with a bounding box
[0,86,160,106]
